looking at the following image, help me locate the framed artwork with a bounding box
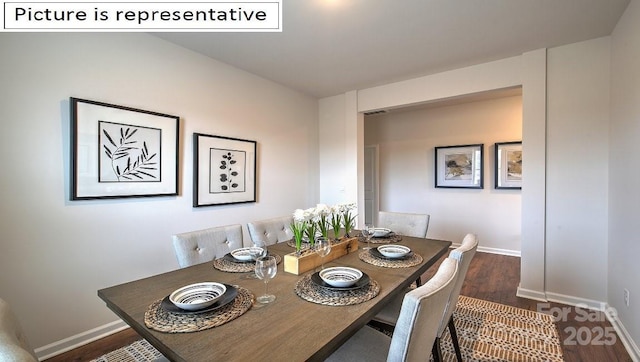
[193,133,257,207]
[495,141,522,189]
[435,144,484,188]
[70,97,179,200]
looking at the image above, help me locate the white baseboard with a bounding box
[516,286,548,301]
[449,243,521,257]
[34,320,128,361]
[545,291,608,311]
[516,290,639,361]
[605,304,640,362]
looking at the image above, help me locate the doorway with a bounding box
[364,145,379,226]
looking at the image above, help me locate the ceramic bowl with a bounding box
[231,247,264,261]
[377,245,411,259]
[169,282,227,311]
[319,267,363,288]
[372,227,392,237]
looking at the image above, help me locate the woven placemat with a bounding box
[294,274,380,306]
[358,234,403,244]
[144,286,253,333]
[213,254,281,273]
[358,250,423,268]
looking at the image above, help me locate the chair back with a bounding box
[0,298,37,362]
[172,224,243,268]
[247,215,294,246]
[437,233,479,337]
[388,257,458,362]
[378,211,430,238]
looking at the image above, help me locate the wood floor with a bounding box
[44,251,633,361]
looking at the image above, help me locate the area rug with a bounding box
[92,296,565,362]
[90,339,163,362]
[437,296,565,361]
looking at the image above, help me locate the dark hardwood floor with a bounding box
[45,251,633,361]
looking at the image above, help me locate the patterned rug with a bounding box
[92,296,564,361]
[436,296,564,361]
[90,339,163,362]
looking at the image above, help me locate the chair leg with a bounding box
[448,316,463,362]
[366,319,395,335]
[432,337,443,362]
[415,276,422,287]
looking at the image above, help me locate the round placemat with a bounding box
[358,234,403,244]
[294,274,380,306]
[144,286,253,333]
[358,250,423,268]
[213,254,281,273]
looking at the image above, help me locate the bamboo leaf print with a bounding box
[101,124,159,182]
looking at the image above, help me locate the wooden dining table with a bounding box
[98,235,451,362]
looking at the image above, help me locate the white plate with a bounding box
[319,267,363,288]
[377,245,411,259]
[169,282,227,311]
[372,227,392,237]
[231,247,264,261]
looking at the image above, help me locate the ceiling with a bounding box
[155,0,630,99]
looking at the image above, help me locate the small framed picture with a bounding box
[435,144,484,188]
[70,97,179,200]
[495,141,522,189]
[193,133,257,207]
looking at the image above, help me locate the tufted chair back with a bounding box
[438,233,479,336]
[0,298,37,362]
[378,211,430,238]
[388,257,458,361]
[172,224,243,268]
[247,215,294,246]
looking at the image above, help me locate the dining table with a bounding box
[97,234,451,362]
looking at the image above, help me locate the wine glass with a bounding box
[244,240,267,279]
[255,255,277,304]
[362,224,374,250]
[315,237,331,270]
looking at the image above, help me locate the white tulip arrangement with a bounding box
[290,202,357,255]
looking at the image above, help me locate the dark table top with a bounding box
[98,235,451,362]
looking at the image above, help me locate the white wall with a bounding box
[0,33,318,356]
[545,37,610,305]
[364,96,522,252]
[610,0,640,357]
[319,43,615,306]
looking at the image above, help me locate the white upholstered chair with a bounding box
[0,298,37,362]
[247,215,294,246]
[378,211,431,286]
[371,233,479,362]
[172,224,244,268]
[378,211,430,238]
[326,257,459,362]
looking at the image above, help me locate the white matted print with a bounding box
[435,144,484,188]
[495,141,522,189]
[193,133,257,207]
[70,97,179,200]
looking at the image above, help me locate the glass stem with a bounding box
[264,281,268,295]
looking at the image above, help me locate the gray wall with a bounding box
[364,95,523,253]
[609,0,640,355]
[0,33,318,357]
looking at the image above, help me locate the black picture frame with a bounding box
[435,144,484,189]
[193,133,257,207]
[70,97,179,200]
[495,141,522,189]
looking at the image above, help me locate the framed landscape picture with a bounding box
[193,133,257,207]
[435,144,484,189]
[495,141,522,189]
[70,97,179,200]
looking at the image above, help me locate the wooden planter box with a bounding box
[284,237,359,275]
